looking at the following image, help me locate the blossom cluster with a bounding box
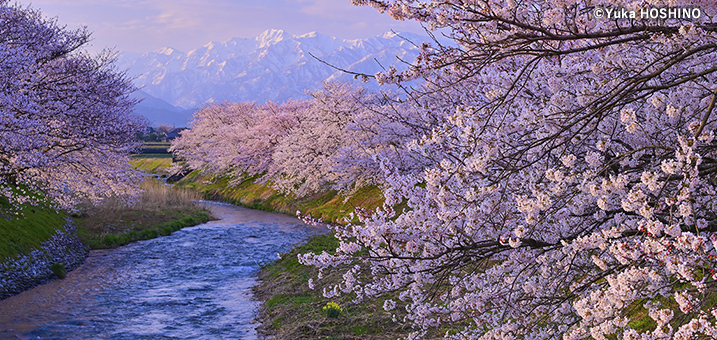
[0,1,145,210]
[170,81,434,196]
[298,1,717,339]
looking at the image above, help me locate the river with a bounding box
[0,201,326,339]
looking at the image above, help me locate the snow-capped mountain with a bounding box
[118,29,426,112]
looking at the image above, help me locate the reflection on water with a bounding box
[0,202,325,339]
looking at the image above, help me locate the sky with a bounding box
[21,0,429,54]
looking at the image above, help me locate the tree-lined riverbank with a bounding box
[166,168,422,339]
[0,202,316,339]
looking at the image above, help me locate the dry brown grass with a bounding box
[93,179,201,215]
[73,178,211,249]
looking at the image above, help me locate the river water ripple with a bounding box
[0,202,325,339]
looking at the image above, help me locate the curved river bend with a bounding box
[0,202,325,339]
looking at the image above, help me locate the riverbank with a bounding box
[0,186,87,298]
[0,162,212,300]
[254,234,421,340]
[72,178,212,250]
[0,202,88,299]
[169,170,426,339]
[175,171,383,225]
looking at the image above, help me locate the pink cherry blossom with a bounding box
[1,1,145,209]
[299,1,717,339]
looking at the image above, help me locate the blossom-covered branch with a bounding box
[300,1,717,339]
[0,1,146,209]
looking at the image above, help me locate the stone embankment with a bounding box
[0,220,88,300]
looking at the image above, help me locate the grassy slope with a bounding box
[176,171,384,225]
[255,234,417,340]
[0,195,67,262]
[1,156,209,259]
[73,207,211,249]
[130,154,173,174]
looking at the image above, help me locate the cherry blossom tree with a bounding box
[171,81,435,196]
[267,83,368,196]
[0,1,145,210]
[300,1,717,339]
[156,123,174,136]
[268,81,432,196]
[169,100,308,183]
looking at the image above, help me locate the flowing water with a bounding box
[0,202,326,339]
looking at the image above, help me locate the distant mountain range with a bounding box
[129,90,197,127]
[119,29,426,126]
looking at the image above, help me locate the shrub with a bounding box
[50,262,66,279]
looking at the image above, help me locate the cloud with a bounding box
[21,0,428,53]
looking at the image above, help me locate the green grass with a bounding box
[266,294,321,309]
[130,155,173,174]
[76,210,211,249]
[73,178,212,250]
[50,262,66,279]
[624,290,717,335]
[254,233,417,340]
[0,190,67,262]
[176,171,384,225]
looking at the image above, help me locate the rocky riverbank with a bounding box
[0,220,88,300]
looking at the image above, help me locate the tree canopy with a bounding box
[0,1,145,210]
[165,0,717,338]
[300,1,717,339]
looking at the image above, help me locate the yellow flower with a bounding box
[322,302,342,318]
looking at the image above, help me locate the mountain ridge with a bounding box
[118,29,426,117]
